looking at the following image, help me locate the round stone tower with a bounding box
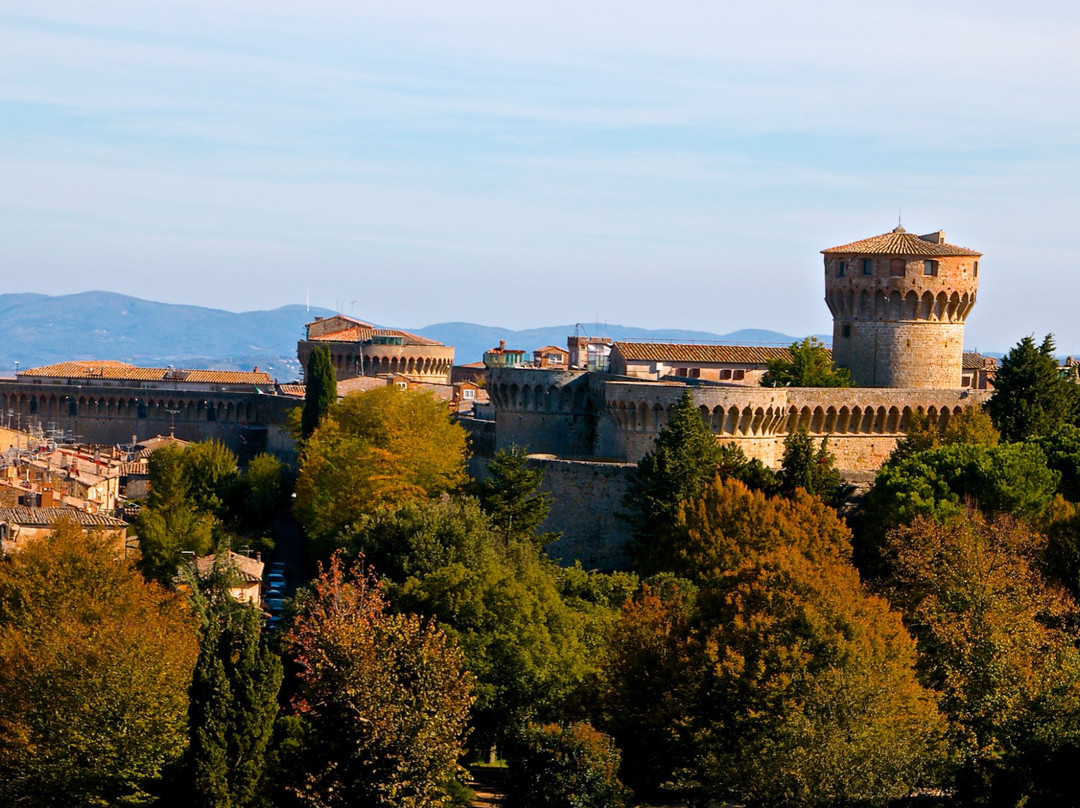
[823,226,981,388]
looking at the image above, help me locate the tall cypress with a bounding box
[185,563,283,808]
[302,344,337,440]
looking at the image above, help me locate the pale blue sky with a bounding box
[2,1,1079,353]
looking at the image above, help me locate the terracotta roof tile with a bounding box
[19,361,271,386]
[308,326,442,346]
[613,342,796,364]
[822,227,981,257]
[0,507,127,527]
[193,551,264,583]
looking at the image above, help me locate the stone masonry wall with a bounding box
[528,455,637,570]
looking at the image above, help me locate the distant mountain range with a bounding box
[0,291,829,377]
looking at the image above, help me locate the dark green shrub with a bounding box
[505,722,626,808]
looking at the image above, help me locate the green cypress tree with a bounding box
[185,562,283,808]
[302,344,337,440]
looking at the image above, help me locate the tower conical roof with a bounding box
[822,226,981,257]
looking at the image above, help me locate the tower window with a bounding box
[973,261,979,277]
[923,260,938,276]
[837,261,846,277]
[842,324,851,338]
[862,259,872,275]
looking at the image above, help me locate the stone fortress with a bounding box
[478,227,993,566]
[297,315,454,384]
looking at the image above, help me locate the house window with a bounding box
[837,261,846,277]
[923,260,938,276]
[842,324,851,338]
[720,369,732,380]
[862,259,872,275]
[732,369,746,381]
[890,258,905,276]
[462,389,475,400]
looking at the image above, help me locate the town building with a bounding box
[608,342,792,384]
[533,345,569,369]
[0,507,128,556]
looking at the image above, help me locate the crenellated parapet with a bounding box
[488,368,991,472]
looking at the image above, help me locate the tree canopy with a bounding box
[184,562,282,808]
[761,337,854,388]
[624,391,724,568]
[349,497,598,752]
[882,513,1080,804]
[0,521,199,806]
[294,386,469,557]
[282,554,474,808]
[656,476,855,583]
[986,334,1080,443]
[477,446,556,548]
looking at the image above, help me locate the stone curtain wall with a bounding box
[488,367,991,473]
[0,380,296,456]
[527,455,637,570]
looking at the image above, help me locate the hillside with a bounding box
[0,292,824,375]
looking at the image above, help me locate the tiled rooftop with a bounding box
[18,361,272,386]
[0,507,128,527]
[308,326,442,346]
[193,551,264,583]
[614,342,796,364]
[962,352,994,370]
[822,227,981,257]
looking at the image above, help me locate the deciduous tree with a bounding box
[505,722,627,808]
[351,497,595,752]
[294,386,469,556]
[688,547,947,807]
[283,554,473,808]
[882,513,1080,804]
[761,337,854,388]
[0,521,199,806]
[669,477,854,583]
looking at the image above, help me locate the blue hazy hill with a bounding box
[0,292,832,376]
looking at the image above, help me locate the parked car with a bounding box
[270,561,286,576]
[265,597,286,614]
[266,573,286,590]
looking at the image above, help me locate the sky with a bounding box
[2,1,1079,353]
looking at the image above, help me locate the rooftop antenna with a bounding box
[306,288,310,314]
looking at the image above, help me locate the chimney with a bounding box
[499,340,506,351]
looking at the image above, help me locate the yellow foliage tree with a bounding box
[294,386,469,556]
[0,520,199,805]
